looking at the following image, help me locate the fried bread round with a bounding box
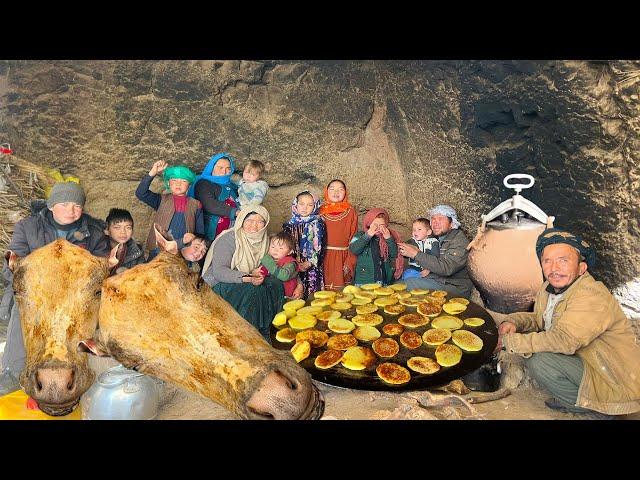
[407,357,441,375]
[452,329,484,352]
[314,349,345,369]
[335,293,354,303]
[422,328,452,346]
[464,317,486,327]
[326,334,358,350]
[352,313,384,327]
[283,299,306,312]
[341,346,377,370]
[382,323,405,336]
[425,295,447,306]
[391,291,412,300]
[409,288,430,296]
[376,362,411,384]
[373,287,394,296]
[327,318,356,333]
[374,296,399,307]
[353,325,382,342]
[442,302,468,315]
[297,305,324,315]
[398,313,429,328]
[372,338,400,358]
[356,304,379,315]
[272,311,288,327]
[295,329,329,348]
[354,291,377,300]
[342,285,361,295]
[400,331,423,349]
[317,310,341,322]
[350,297,373,305]
[288,314,318,330]
[275,327,298,343]
[384,304,406,316]
[399,297,424,307]
[417,301,442,317]
[314,290,338,299]
[435,344,462,367]
[390,283,407,291]
[449,297,470,306]
[310,298,334,307]
[431,315,464,330]
[360,283,382,291]
[431,290,448,298]
[291,341,311,363]
[330,302,352,311]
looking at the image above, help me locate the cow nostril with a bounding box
[248,406,275,419]
[67,371,75,390]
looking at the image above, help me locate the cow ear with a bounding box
[154,224,178,255]
[4,250,20,272]
[78,339,110,357]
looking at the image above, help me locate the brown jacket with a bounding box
[497,272,640,415]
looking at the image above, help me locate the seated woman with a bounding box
[200,206,286,340]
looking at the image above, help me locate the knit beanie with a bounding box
[46,182,86,208]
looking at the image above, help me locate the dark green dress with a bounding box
[213,276,285,341]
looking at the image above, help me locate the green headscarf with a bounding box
[163,165,196,190]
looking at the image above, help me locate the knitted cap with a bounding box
[163,165,196,190]
[46,182,86,208]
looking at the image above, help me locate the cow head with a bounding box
[91,251,324,419]
[7,240,112,416]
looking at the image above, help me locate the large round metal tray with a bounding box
[270,298,498,391]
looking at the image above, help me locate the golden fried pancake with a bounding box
[442,302,468,315]
[374,296,398,307]
[398,313,429,328]
[373,287,394,296]
[352,313,384,327]
[317,310,341,322]
[431,290,448,298]
[391,291,412,300]
[353,325,382,342]
[314,290,337,299]
[291,341,311,363]
[297,306,324,315]
[449,297,470,306]
[399,297,424,307]
[452,330,484,352]
[435,344,462,367]
[272,311,288,327]
[407,357,441,375]
[382,323,405,336]
[350,297,373,305]
[330,302,352,311]
[326,334,358,350]
[283,299,306,312]
[372,338,400,358]
[422,328,452,346]
[341,346,377,370]
[310,298,334,307]
[354,291,377,300]
[335,293,354,303]
[356,304,379,315]
[384,304,406,316]
[390,283,407,291]
[342,285,362,295]
[431,315,464,330]
[400,331,423,349]
[409,288,430,296]
[417,301,442,317]
[361,283,382,291]
[296,329,329,348]
[328,318,356,333]
[275,327,298,343]
[288,314,317,330]
[376,362,411,385]
[314,350,344,369]
[464,317,486,327]
[425,295,446,306]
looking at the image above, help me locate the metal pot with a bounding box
[80,364,161,420]
[467,174,554,314]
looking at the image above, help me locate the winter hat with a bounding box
[46,182,86,209]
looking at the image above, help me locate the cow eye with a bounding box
[94,289,102,297]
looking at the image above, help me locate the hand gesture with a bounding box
[397,242,419,259]
[107,243,121,268]
[378,225,391,240]
[367,222,380,237]
[149,160,168,177]
[183,232,196,244]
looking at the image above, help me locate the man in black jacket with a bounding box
[0,182,110,395]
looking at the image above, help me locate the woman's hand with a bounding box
[291,282,304,299]
[149,160,168,177]
[367,223,379,237]
[250,275,265,286]
[299,261,312,272]
[378,225,391,240]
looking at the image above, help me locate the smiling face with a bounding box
[429,214,452,237]
[213,158,232,176]
[50,202,83,225]
[181,238,207,262]
[107,220,134,245]
[296,194,315,217]
[327,181,346,203]
[412,221,431,241]
[242,213,267,234]
[541,243,587,290]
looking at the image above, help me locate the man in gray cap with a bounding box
[491,228,640,418]
[0,182,110,395]
[397,204,473,298]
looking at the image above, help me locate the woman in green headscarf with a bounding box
[201,206,289,340]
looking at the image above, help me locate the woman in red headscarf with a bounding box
[319,179,358,290]
[348,208,404,286]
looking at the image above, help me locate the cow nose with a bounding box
[246,370,319,420]
[34,367,76,396]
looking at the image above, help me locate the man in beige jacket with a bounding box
[493,228,640,418]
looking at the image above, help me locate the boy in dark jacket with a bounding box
[104,208,146,274]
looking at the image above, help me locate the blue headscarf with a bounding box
[428,204,461,230]
[188,152,236,197]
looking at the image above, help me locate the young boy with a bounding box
[104,208,146,274]
[235,160,269,208]
[136,160,205,261]
[258,231,299,298]
[402,217,440,280]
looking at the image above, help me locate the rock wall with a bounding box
[1,59,638,316]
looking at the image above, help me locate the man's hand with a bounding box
[420,269,431,277]
[397,242,419,259]
[149,160,168,177]
[494,321,517,354]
